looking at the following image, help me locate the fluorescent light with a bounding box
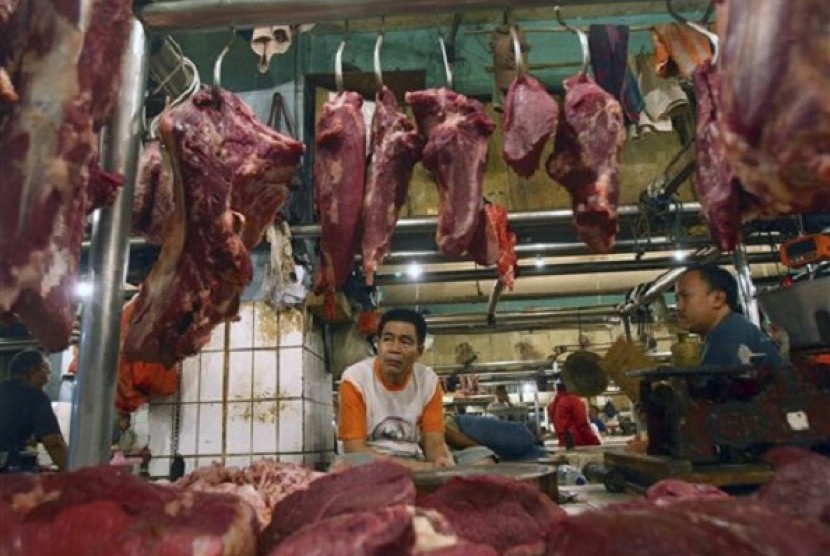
[406,263,422,279]
[673,250,687,262]
[74,281,94,298]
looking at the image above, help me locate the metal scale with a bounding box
[604,234,830,490]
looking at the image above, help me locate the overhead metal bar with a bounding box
[140,0,659,32]
[373,250,779,286]
[291,203,702,239]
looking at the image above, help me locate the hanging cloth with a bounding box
[651,23,713,79]
[588,25,644,124]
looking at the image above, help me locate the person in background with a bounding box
[602,400,618,420]
[588,405,607,434]
[486,385,513,411]
[111,412,138,454]
[444,413,547,462]
[337,309,455,470]
[0,349,67,471]
[675,264,783,367]
[547,381,601,448]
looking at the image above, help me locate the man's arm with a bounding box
[41,433,67,471]
[422,431,454,467]
[444,425,479,449]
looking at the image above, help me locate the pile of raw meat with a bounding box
[0,0,134,351]
[313,86,518,319]
[692,0,830,250]
[124,87,304,366]
[176,459,323,531]
[1,446,828,555]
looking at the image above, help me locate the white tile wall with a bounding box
[181,355,201,403]
[280,348,303,398]
[198,402,222,454]
[230,304,255,349]
[228,351,253,400]
[199,352,225,402]
[146,302,335,473]
[226,401,253,454]
[253,351,278,399]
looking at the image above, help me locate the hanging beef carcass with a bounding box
[545,74,625,254]
[132,140,176,244]
[361,86,423,285]
[502,74,559,178]
[716,0,830,217]
[692,61,757,251]
[123,88,304,366]
[468,203,518,289]
[406,88,496,257]
[0,0,133,351]
[313,91,366,317]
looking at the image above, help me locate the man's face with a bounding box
[29,361,51,389]
[675,270,724,335]
[377,321,423,380]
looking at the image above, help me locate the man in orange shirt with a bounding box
[338,309,455,470]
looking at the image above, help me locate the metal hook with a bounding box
[509,24,525,78]
[434,13,454,89]
[554,6,590,75]
[666,0,719,65]
[213,26,236,88]
[374,17,385,91]
[335,21,349,93]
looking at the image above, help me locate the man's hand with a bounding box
[432,454,455,468]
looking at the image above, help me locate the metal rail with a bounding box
[139,0,662,32]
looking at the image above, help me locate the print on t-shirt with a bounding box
[371,416,417,443]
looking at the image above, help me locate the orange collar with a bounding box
[373,357,411,392]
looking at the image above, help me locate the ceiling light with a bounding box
[522,382,536,394]
[74,281,94,298]
[673,250,687,262]
[535,256,545,268]
[406,263,422,279]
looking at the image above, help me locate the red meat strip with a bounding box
[132,140,176,244]
[545,74,625,254]
[502,74,559,178]
[362,86,423,285]
[406,88,496,257]
[124,87,302,366]
[691,60,748,251]
[419,475,565,555]
[313,91,366,317]
[0,0,132,350]
[717,0,830,217]
[469,203,518,289]
[755,446,830,525]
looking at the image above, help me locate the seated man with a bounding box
[486,385,513,411]
[337,309,455,470]
[444,413,547,462]
[547,382,601,448]
[676,264,783,367]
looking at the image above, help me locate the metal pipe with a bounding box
[425,306,619,334]
[486,279,505,325]
[69,20,148,470]
[291,203,702,239]
[140,0,656,31]
[374,250,779,286]
[433,358,555,374]
[732,242,760,326]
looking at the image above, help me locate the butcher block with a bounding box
[412,463,558,501]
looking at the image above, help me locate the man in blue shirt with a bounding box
[675,264,783,368]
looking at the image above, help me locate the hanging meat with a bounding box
[692,61,754,251]
[716,0,830,217]
[362,86,423,285]
[406,88,496,257]
[502,74,559,178]
[132,140,176,244]
[469,203,518,289]
[0,0,133,350]
[313,91,367,317]
[545,74,625,254]
[123,88,304,366]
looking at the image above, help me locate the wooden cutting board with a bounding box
[411,463,558,501]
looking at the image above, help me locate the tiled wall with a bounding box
[139,303,334,478]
